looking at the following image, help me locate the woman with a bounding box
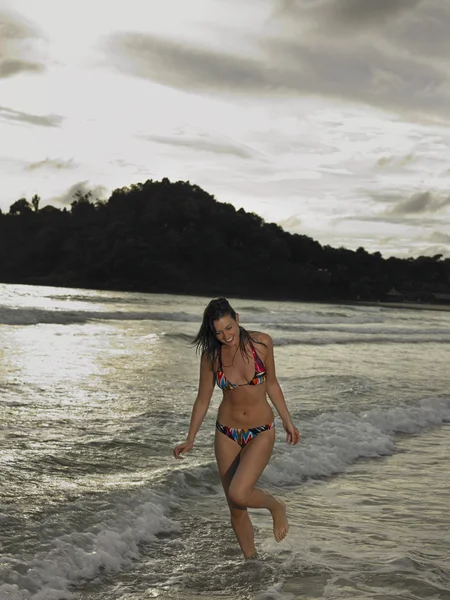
[173,297,300,559]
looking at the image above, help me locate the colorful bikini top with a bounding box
[216,341,267,391]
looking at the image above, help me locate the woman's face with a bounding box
[213,313,239,346]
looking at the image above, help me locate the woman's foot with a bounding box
[270,499,289,542]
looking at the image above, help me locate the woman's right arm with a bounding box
[173,353,215,458]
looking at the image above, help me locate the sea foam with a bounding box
[264,396,450,485]
[1,397,448,600]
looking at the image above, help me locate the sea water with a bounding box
[0,283,449,600]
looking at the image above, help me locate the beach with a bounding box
[1,283,449,600]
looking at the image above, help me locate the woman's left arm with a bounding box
[262,333,300,445]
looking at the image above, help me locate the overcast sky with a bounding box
[1,0,450,258]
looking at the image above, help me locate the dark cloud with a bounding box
[325,0,423,28]
[379,3,450,60]
[342,214,444,228]
[106,33,269,93]
[275,0,425,34]
[105,2,450,124]
[387,191,450,215]
[51,181,108,206]
[0,106,63,127]
[141,133,259,159]
[266,37,450,123]
[427,231,450,244]
[376,154,415,168]
[361,189,450,222]
[0,10,45,78]
[268,0,450,122]
[0,58,43,77]
[26,158,77,171]
[339,188,450,228]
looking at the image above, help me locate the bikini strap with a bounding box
[249,340,265,371]
[249,340,259,362]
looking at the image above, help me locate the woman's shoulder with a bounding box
[249,331,273,346]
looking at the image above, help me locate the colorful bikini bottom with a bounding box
[215,421,275,448]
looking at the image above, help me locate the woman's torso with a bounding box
[215,332,274,428]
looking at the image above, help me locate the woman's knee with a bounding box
[228,484,250,508]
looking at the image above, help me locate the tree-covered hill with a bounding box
[0,178,449,302]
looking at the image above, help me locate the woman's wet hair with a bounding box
[192,297,265,368]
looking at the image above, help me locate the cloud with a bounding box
[0,10,45,78]
[387,191,450,215]
[345,214,444,229]
[269,1,450,123]
[274,0,425,35]
[104,2,450,124]
[0,106,63,127]
[0,58,43,77]
[381,3,450,60]
[376,153,415,168]
[427,231,450,244]
[340,194,449,227]
[277,215,302,230]
[410,244,450,258]
[141,132,261,159]
[268,37,450,124]
[110,159,137,168]
[366,191,404,205]
[26,158,77,171]
[106,32,269,93]
[51,181,108,206]
[338,198,450,233]
[327,0,423,28]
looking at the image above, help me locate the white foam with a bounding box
[0,306,203,326]
[272,332,450,346]
[0,306,386,327]
[2,398,449,599]
[264,397,450,486]
[0,494,180,600]
[273,324,449,335]
[251,583,294,600]
[243,311,384,326]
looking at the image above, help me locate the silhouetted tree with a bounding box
[31,194,41,212]
[0,179,448,302]
[9,198,32,216]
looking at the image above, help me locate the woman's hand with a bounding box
[173,440,194,459]
[283,420,300,445]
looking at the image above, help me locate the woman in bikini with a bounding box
[173,297,300,559]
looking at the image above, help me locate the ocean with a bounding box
[0,283,449,600]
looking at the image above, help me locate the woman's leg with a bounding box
[228,428,289,542]
[214,430,257,559]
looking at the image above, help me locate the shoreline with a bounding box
[347,300,450,313]
[1,279,450,313]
